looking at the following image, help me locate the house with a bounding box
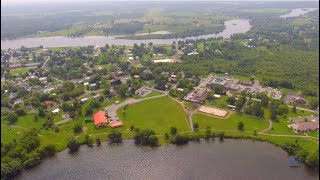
[289,121,319,133]
[289,115,319,123]
[13,98,23,105]
[90,83,97,87]
[81,98,88,103]
[52,108,60,115]
[44,100,53,105]
[43,87,54,94]
[241,80,253,86]
[133,75,140,79]
[93,95,101,99]
[294,97,307,104]
[110,79,121,86]
[83,82,89,86]
[177,88,184,92]
[110,120,123,128]
[213,94,221,99]
[93,111,108,128]
[39,77,47,83]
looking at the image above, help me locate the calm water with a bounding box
[1,19,250,49]
[17,140,318,180]
[280,8,318,18]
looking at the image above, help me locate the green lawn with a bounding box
[1,126,28,143]
[205,95,229,109]
[306,131,319,138]
[183,101,198,111]
[117,96,190,134]
[192,112,268,132]
[10,68,32,75]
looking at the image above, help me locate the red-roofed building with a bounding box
[110,120,123,128]
[44,100,53,105]
[93,111,108,128]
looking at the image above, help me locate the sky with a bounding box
[2,0,319,5]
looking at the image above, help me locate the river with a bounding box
[280,8,318,18]
[17,140,318,180]
[1,19,250,49]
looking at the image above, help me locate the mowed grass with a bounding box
[10,68,32,75]
[1,126,28,143]
[117,96,190,134]
[192,112,268,132]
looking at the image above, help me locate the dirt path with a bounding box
[1,125,28,130]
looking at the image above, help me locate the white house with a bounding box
[52,108,60,114]
[81,98,88,103]
[213,94,221,99]
[83,82,89,86]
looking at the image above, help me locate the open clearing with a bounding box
[192,112,269,132]
[117,96,190,134]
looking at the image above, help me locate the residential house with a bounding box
[289,121,319,133]
[93,111,108,128]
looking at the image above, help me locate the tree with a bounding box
[218,131,225,141]
[96,138,101,147]
[1,159,23,179]
[164,133,170,140]
[238,121,244,131]
[193,122,199,131]
[73,124,82,134]
[133,128,157,146]
[305,149,319,168]
[170,127,177,136]
[33,114,39,122]
[107,129,123,144]
[227,96,236,105]
[23,153,41,169]
[204,126,212,140]
[20,130,40,152]
[15,108,26,116]
[292,105,297,113]
[148,135,159,146]
[259,93,269,107]
[309,98,319,110]
[172,134,189,145]
[38,107,46,117]
[6,113,18,124]
[296,149,309,161]
[235,96,246,112]
[84,135,93,147]
[118,84,128,98]
[38,144,56,158]
[67,138,80,153]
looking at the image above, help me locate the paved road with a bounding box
[287,105,319,113]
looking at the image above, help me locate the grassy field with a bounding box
[192,112,269,132]
[183,101,198,111]
[305,131,319,138]
[205,95,229,109]
[10,68,33,75]
[117,96,190,134]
